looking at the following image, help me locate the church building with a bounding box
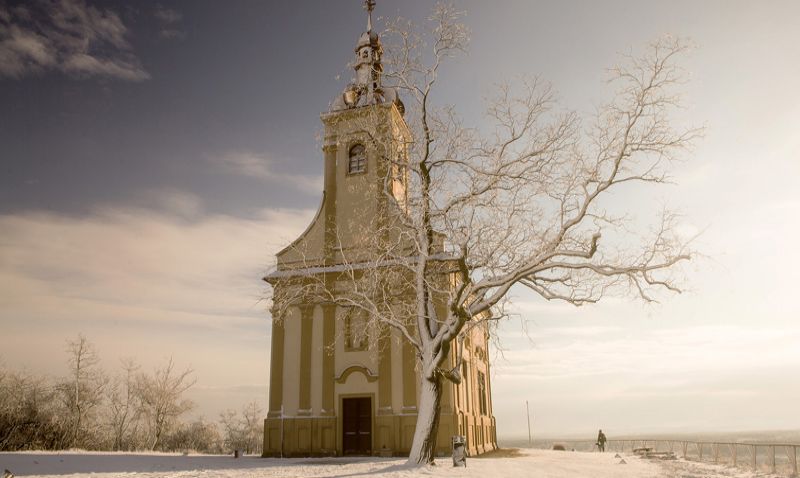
[262,2,497,458]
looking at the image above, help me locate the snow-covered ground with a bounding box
[0,449,782,478]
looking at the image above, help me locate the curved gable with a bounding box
[276,192,327,268]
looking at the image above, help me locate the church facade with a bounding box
[262,3,497,458]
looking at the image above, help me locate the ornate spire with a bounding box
[364,0,375,32]
[329,0,404,115]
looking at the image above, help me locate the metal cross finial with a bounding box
[364,0,376,31]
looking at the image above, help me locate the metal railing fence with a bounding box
[533,439,798,477]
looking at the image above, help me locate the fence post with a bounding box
[770,445,776,474]
[613,439,796,476]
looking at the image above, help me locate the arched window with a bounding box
[348,144,366,174]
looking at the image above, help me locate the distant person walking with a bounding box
[596,429,607,452]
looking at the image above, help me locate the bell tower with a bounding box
[319,0,409,259]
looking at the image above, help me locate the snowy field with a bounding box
[0,449,782,478]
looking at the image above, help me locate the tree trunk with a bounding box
[407,374,443,465]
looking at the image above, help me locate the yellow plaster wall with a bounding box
[390,329,405,415]
[334,306,379,381]
[265,103,496,458]
[276,197,326,267]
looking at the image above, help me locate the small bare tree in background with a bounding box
[2,343,243,453]
[219,401,263,455]
[57,334,107,449]
[240,401,264,455]
[106,358,140,451]
[273,4,702,465]
[164,417,223,453]
[0,364,60,450]
[134,358,195,451]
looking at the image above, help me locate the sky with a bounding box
[1,0,799,440]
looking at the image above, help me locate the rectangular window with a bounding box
[391,161,406,203]
[345,309,368,351]
[477,370,487,416]
[348,144,367,174]
[462,362,469,412]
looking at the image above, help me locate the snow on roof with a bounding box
[265,253,458,281]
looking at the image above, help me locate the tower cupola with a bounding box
[330,0,404,114]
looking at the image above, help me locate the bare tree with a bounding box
[164,417,222,454]
[57,334,107,449]
[2,348,231,453]
[240,401,263,455]
[269,4,701,465]
[134,357,195,451]
[106,358,140,451]
[219,401,263,455]
[0,365,60,450]
[218,408,242,452]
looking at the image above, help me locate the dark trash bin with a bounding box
[452,435,466,467]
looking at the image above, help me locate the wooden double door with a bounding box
[342,397,372,455]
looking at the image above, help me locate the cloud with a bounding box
[215,152,323,195]
[145,189,205,218]
[154,5,182,24]
[0,0,149,81]
[154,5,185,40]
[218,152,273,179]
[0,201,313,331]
[494,325,800,383]
[0,199,314,414]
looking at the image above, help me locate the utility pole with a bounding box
[526,400,532,446]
